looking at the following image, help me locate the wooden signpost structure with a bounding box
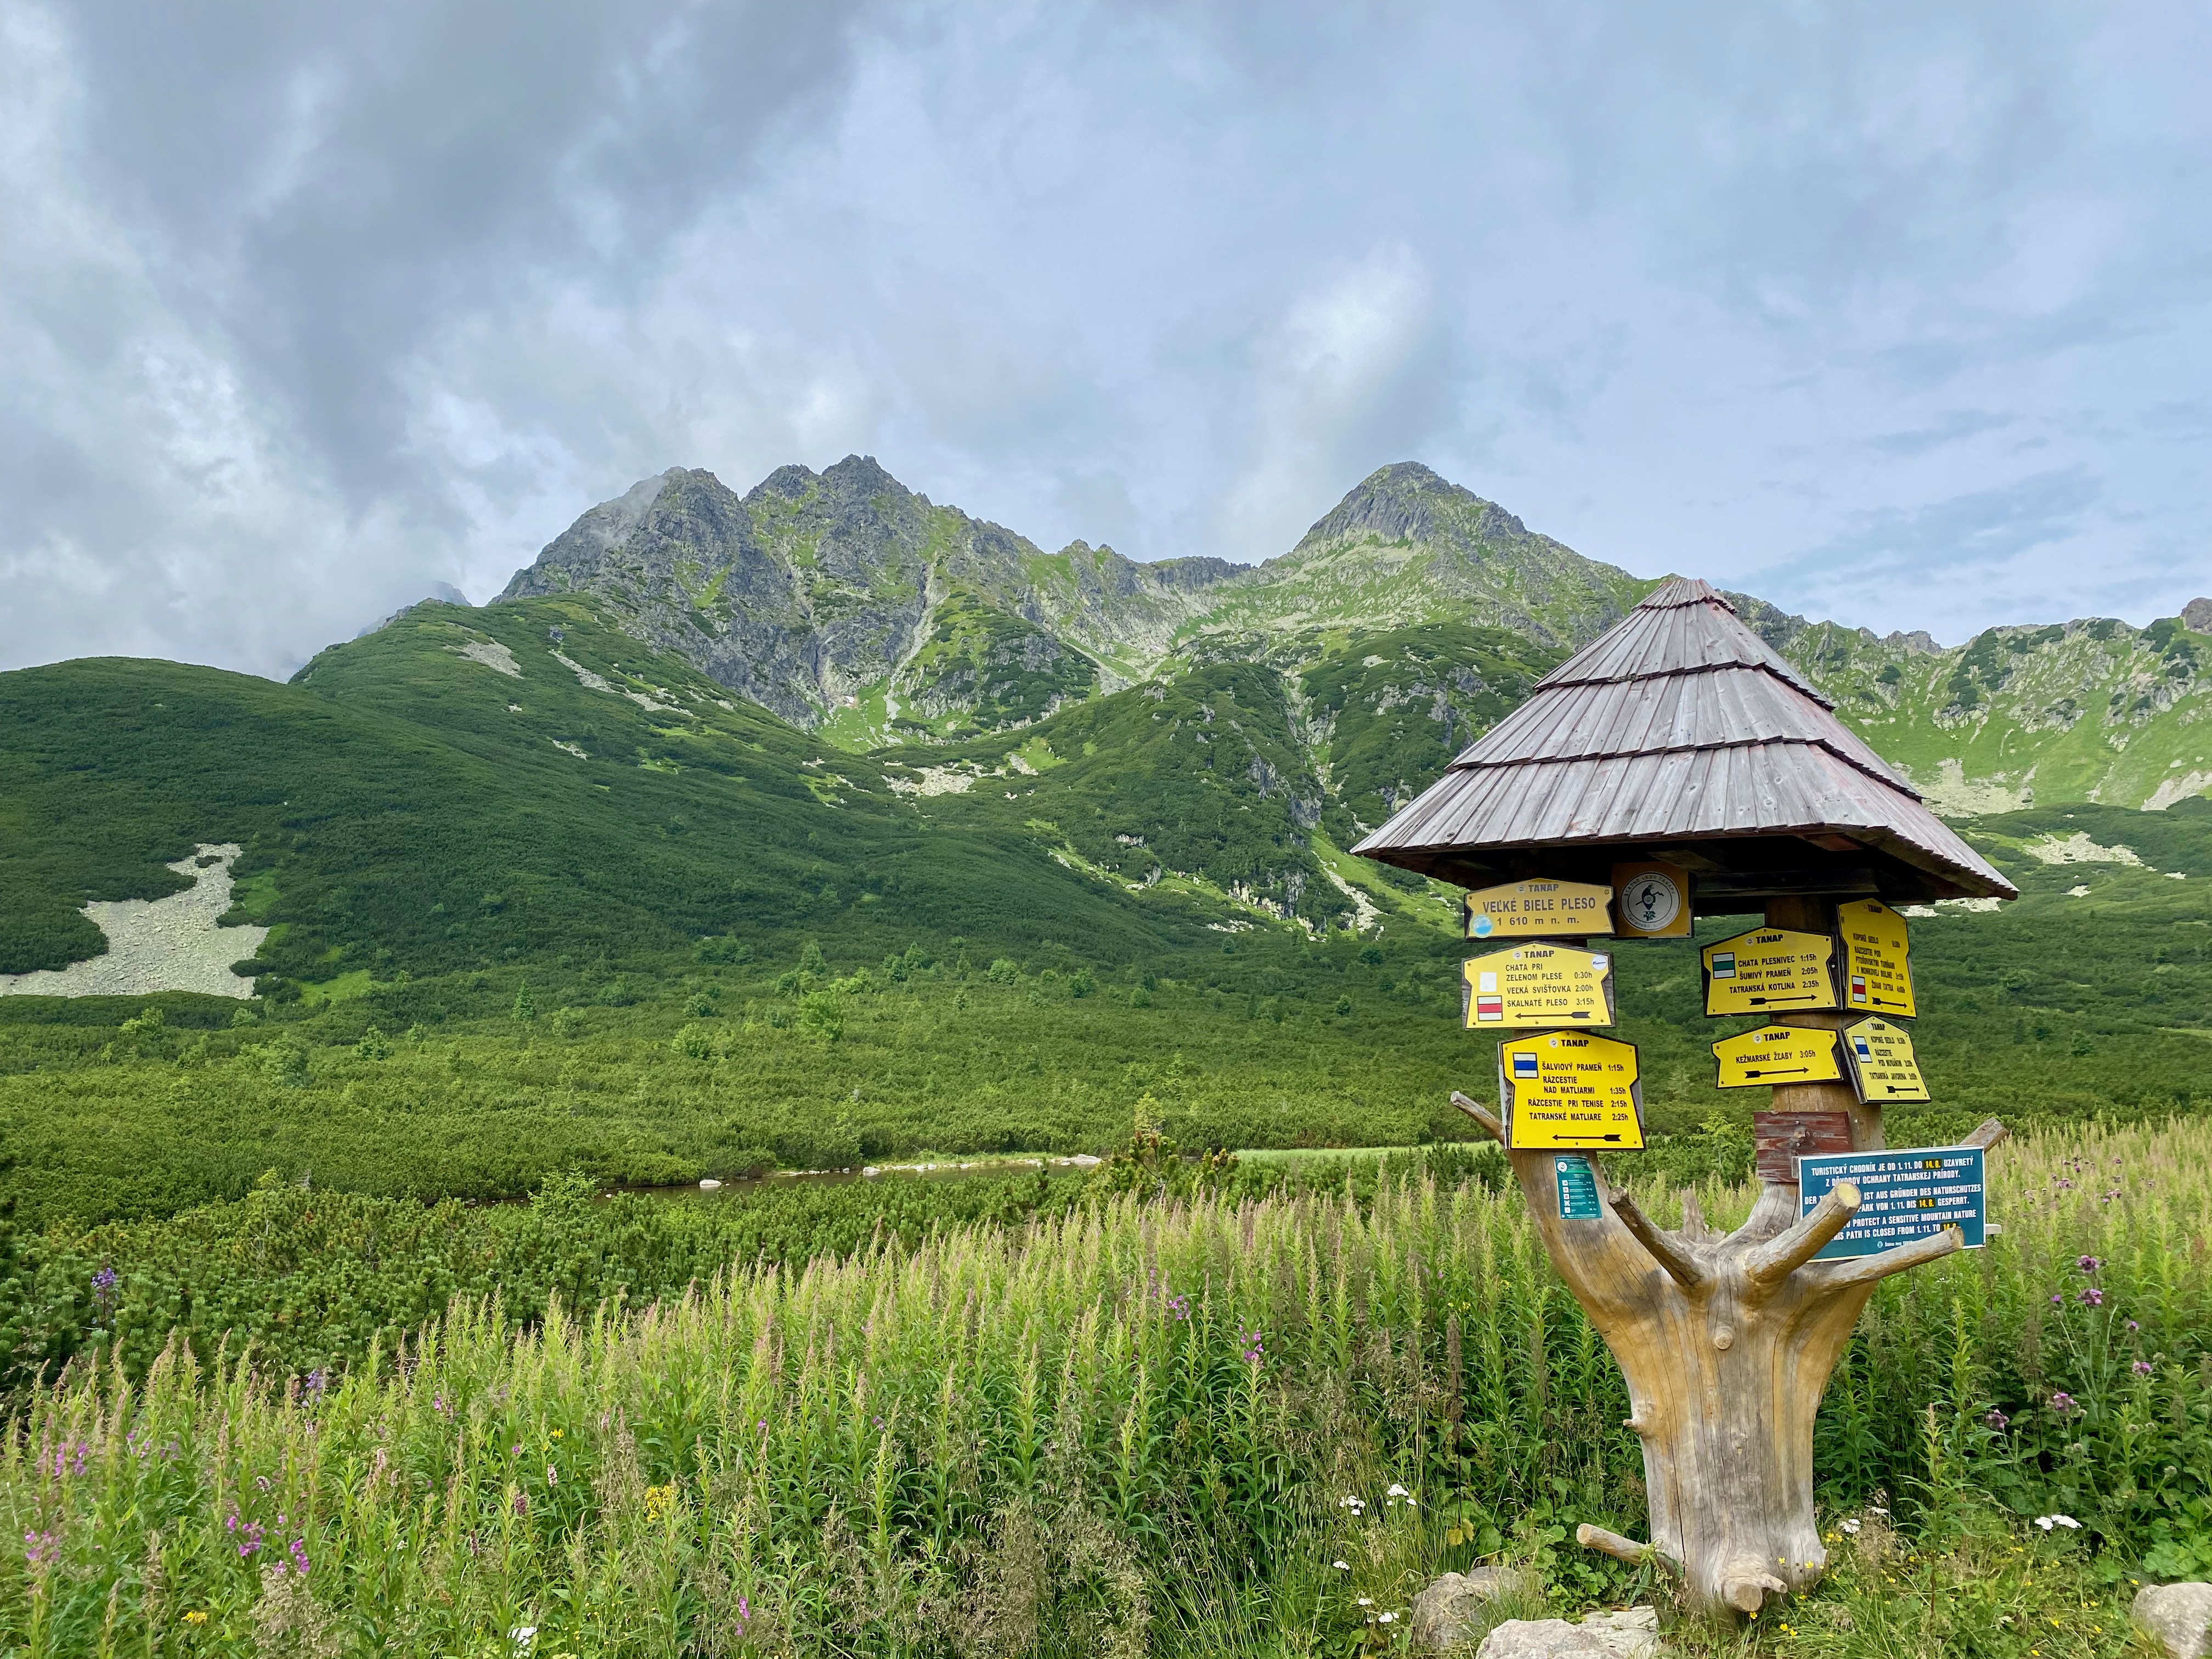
[1353,578,2019,1617]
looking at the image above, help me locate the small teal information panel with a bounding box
[1797,1146,1985,1259]
[1554,1155,1604,1220]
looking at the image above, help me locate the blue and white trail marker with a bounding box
[1796,1146,1985,1259]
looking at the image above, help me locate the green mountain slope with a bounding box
[1178,462,1647,650]
[0,600,1244,987]
[500,458,1239,736]
[1732,598,2212,815]
[493,453,2212,822]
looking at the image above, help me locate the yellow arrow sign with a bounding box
[1463,878,1613,941]
[1713,1024,1845,1088]
[1463,944,1615,1029]
[1842,1017,1931,1103]
[1838,899,1917,1018]
[1500,1031,1645,1149]
[1701,928,1839,1016]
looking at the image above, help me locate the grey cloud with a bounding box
[1791,467,2102,573]
[1858,411,2014,458]
[5,0,2211,675]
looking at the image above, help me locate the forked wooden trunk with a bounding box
[1449,900,2004,1616]
[1458,1092,2001,1613]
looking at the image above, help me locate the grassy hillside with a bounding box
[3,797,2204,1228]
[2,573,2208,1236]
[1756,608,2212,814]
[0,600,1242,986]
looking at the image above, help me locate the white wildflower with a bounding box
[1334,1560,1350,1571]
[1841,1518,1861,1534]
[1385,1483,1409,1497]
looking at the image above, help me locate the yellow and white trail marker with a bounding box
[1838,899,1917,1017]
[1462,944,1616,1029]
[1500,1031,1645,1149]
[1701,928,1839,1016]
[1841,1017,1931,1103]
[1712,1024,1845,1088]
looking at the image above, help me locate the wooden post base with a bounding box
[1451,1091,1995,1615]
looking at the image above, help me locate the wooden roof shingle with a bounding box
[1352,577,2017,903]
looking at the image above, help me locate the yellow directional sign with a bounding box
[1701,928,1839,1016]
[1463,879,1613,942]
[1463,945,1615,1029]
[1713,1024,1845,1089]
[1838,899,1917,1018]
[1500,1031,1645,1149]
[1841,1017,1931,1103]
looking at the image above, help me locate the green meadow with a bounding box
[4,1123,2207,1656]
[3,593,2210,1654]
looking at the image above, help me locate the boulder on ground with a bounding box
[2135,1583,2212,1659]
[1412,1567,1537,1650]
[1475,1606,1657,1658]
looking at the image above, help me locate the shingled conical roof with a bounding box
[1353,578,2016,904]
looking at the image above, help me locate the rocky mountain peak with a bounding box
[1288,461,1531,557]
[819,453,907,498]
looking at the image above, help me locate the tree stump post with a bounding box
[1449,893,2004,1617]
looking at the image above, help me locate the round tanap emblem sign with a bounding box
[1618,870,1683,935]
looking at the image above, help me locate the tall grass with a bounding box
[4,1122,2207,1656]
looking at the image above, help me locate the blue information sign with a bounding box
[1554,1155,1604,1220]
[1797,1146,1985,1259]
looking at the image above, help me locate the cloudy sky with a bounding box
[5,1,2208,677]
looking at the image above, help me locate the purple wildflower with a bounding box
[513,1490,529,1517]
[2127,1319,2141,1332]
[24,1531,57,1569]
[2133,1359,2154,1377]
[304,1368,328,1399]
[2077,1256,2102,1274]
[92,1264,117,1315]
[2050,1294,2063,1306]
[2049,1392,2076,1415]
[2079,1287,2104,1306]
[1983,1408,2009,1431]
